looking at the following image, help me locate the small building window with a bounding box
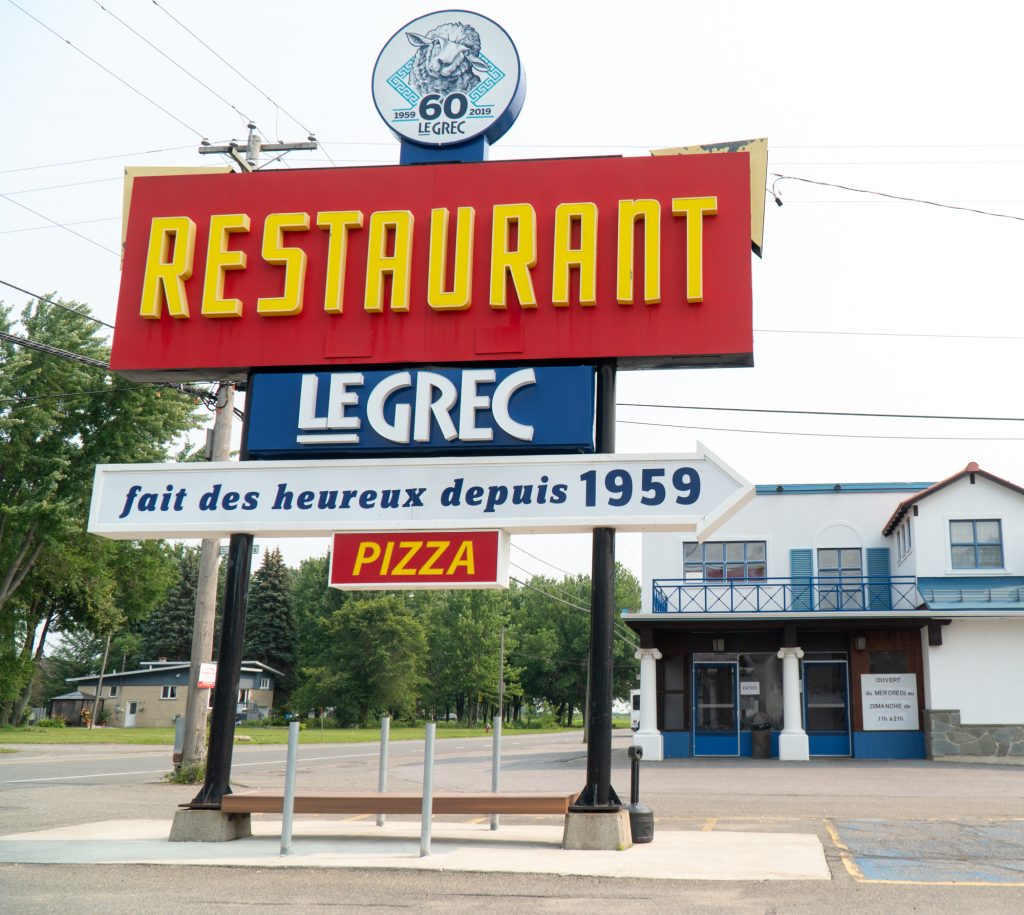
[950,520,1003,569]
[238,689,250,704]
[160,685,177,700]
[684,541,766,580]
[259,677,270,690]
[108,685,119,698]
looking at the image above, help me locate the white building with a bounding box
[626,462,1024,761]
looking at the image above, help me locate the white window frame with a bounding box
[946,517,1008,574]
[259,677,270,690]
[160,685,177,700]
[108,685,119,698]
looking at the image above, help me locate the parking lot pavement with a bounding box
[828,817,1024,885]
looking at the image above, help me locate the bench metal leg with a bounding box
[420,723,435,857]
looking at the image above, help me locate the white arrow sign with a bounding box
[88,445,752,540]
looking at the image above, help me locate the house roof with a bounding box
[882,463,1024,535]
[49,690,96,701]
[67,659,283,685]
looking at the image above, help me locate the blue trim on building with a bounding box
[663,731,690,757]
[853,730,925,759]
[756,483,932,495]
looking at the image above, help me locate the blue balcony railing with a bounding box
[651,576,921,614]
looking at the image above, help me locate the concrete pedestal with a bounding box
[632,731,664,762]
[562,811,633,850]
[168,808,252,842]
[778,732,810,762]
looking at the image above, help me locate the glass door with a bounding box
[802,660,851,756]
[692,661,739,756]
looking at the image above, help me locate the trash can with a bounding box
[750,712,771,759]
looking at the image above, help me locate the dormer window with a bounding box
[950,520,1003,569]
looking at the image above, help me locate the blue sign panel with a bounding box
[246,366,595,458]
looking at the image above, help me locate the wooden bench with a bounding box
[221,791,576,816]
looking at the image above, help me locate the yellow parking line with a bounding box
[466,816,487,825]
[823,818,865,881]
[345,814,371,822]
[701,818,716,832]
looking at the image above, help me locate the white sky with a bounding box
[3,1,1024,581]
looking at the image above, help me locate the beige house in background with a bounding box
[65,659,281,728]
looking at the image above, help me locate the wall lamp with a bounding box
[853,636,867,651]
[712,638,726,653]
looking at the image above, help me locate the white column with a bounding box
[633,647,663,761]
[776,646,809,761]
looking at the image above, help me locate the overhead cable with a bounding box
[0,146,195,176]
[7,0,206,140]
[0,193,119,256]
[771,172,1024,223]
[0,281,115,329]
[618,419,1024,442]
[618,401,1024,423]
[149,0,334,163]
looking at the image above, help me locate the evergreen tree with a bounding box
[243,547,296,689]
[139,546,201,661]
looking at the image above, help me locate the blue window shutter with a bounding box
[790,549,813,610]
[867,547,892,610]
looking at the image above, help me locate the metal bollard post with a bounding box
[377,716,390,827]
[489,714,502,830]
[420,722,436,857]
[280,720,300,856]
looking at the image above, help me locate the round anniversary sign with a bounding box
[372,9,526,148]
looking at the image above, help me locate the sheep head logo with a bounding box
[406,22,491,96]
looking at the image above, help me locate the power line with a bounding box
[149,0,333,164]
[0,217,120,237]
[510,573,638,648]
[0,146,195,176]
[618,418,1024,442]
[0,193,120,256]
[0,176,123,197]
[87,0,253,130]
[0,281,115,329]
[7,0,206,140]
[617,401,1024,424]
[771,173,1024,223]
[756,327,1024,342]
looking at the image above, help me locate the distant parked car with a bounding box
[630,689,641,731]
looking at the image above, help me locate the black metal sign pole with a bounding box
[190,377,254,808]
[571,362,621,811]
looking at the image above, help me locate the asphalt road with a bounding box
[2,732,1024,912]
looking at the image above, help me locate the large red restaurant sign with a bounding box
[111,154,752,380]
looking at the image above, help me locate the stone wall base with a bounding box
[924,710,1024,759]
[169,808,252,842]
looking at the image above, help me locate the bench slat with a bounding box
[221,791,576,816]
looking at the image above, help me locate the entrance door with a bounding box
[692,661,739,756]
[124,701,138,728]
[802,660,851,756]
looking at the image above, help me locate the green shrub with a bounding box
[35,717,66,728]
[165,761,205,784]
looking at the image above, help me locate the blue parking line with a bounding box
[833,819,1024,884]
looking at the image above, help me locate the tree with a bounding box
[0,294,201,720]
[293,593,426,726]
[140,546,201,661]
[243,547,296,691]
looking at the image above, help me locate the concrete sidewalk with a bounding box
[0,818,830,881]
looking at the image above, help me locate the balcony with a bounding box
[651,576,921,615]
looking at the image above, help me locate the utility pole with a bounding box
[181,384,234,771]
[199,123,318,172]
[89,633,111,729]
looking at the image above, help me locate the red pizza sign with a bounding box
[329,530,508,589]
[111,154,752,379]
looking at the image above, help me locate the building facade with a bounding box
[626,463,1024,762]
[66,660,280,728]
